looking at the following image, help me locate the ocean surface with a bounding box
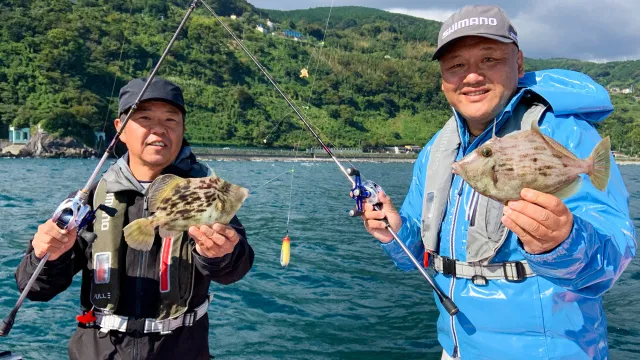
[0,158,637,360]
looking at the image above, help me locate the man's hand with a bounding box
[32,220,77,261]
[189,223,240,258]
[501,188,574,254]
[360,191,402,243]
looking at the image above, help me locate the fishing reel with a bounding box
[51,192,117,244]
[52,193,91,231]
[347,168,383,217]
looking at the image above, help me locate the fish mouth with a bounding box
[451,162,461,175]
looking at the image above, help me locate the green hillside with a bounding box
[0,1,638,154]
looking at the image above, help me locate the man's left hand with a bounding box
[189,223,240,259]
[501,188,574,255]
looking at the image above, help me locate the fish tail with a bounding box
[588,136,611,191]
[123,218,156,251]
[280,235,291,268]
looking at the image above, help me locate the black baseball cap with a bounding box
[118,77,186,116]
[432,5,518,60]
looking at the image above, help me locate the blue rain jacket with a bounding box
[381,69,637,359]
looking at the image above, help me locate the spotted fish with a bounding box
[123,174,249,251]
[451,121,611,203]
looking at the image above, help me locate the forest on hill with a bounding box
[1,0,638,154]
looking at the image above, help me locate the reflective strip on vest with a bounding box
[95,294,213,335]
[160,237,173,293]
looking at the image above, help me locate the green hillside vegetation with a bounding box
[1,0,639,154]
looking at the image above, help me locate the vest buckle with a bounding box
[471,275,488,286]
[503,261,526,282]
[125,317,146,334]
[441,256,456,277]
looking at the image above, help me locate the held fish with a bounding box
[451,121,611,203]
[123,174,249,251]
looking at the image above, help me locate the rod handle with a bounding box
[441,297,459,316]
[0,309,17,337]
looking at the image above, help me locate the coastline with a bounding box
[615,159,640,165]
[3,147,639,165]
[197,156,417,163]
[191,149,418,163]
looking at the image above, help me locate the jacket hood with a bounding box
[518,69,614,123]
[102,145,213,193]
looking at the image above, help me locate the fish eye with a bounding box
[481,147,492,157]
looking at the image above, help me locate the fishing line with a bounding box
[199,1,459,315]
[200,0,354,185]
[263,110,293,143]
[99,1,135,159]
[301,0,334,109]
[248,169,294,194]
[284,145,298,234]
[281,2,334,232]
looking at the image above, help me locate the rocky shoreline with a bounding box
[0,132,98,158]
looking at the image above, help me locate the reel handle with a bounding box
[349,209,363,217]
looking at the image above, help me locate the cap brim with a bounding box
[432,34,516,61]
[120,98,186,116]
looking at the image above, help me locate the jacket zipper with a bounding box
[134,195,150,360]
[449,180,464,358]
[135,196,150,317]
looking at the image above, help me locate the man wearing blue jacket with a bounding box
[361,5,636,360]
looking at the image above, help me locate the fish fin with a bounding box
[588,136,611,191]
[159,227,181,240]
[553,177,582,199]
[280,235,291,267]
[531,120,580,161]
[543,135,580,161]
[530,119,543,135]
[123,218,156,251]
[148,174,185,213]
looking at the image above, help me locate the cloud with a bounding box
[509,0,640,61]
[384,8,454,22]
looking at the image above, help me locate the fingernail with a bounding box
[503,206,511,214]
[521,188,532,198]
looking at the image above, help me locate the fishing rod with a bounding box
[0,0,201,337]
[200,1,458,316]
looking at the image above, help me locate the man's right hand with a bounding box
[361,191,402,243]
[32,220,77,261]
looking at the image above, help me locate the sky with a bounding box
[247,0,640,63]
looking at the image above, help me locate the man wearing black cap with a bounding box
[360,5,634,360]
[15,77,255,359]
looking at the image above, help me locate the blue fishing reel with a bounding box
[347,168,383,217]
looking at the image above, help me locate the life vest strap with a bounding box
[431,254,535,285]
[93,294,213,335]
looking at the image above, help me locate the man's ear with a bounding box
[114,118,126,143]
[517,50,524,78]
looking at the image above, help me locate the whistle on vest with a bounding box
[76,308,96,325]
[346,168,383,217]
